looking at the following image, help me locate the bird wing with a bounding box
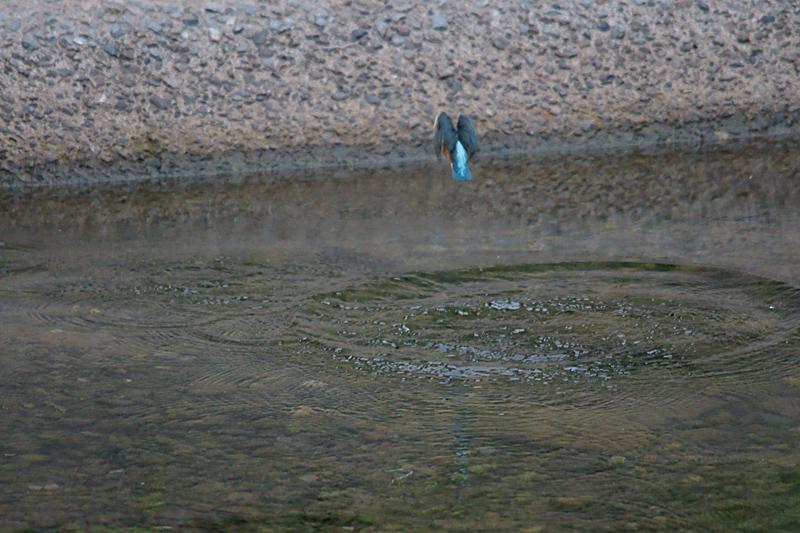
[434,112,458,159]
[456,114,479,157]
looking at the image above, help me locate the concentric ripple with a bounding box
[299,262,800,389]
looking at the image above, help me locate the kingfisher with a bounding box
[434,112,478,181]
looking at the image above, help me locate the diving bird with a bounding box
[434,112,478,181]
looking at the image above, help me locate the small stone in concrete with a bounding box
[599,73,615,84]
[149,46,162,58]
[103,41,117,56]
[279,17,295,32]
[22,34,39,50]
[491,36,508,50]
[364,93,381,106]
[206,3,220,13]
[150,94,170,109]
[331,91,348,101]
[386,97,403,109]
[209,27,221,41]
[555,47,578,58]
[610,26,625,39]
[352,28,368,41]
[430,14,447,30]
[438,65,456,79]
[697,1,709,12]
[543,24,560,37]
[253,30,268,45]
[10,18,21,32]
[109,24,125,38]
[684,110,705,122]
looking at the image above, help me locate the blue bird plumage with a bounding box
[452,140,472,181]
[434,112,478,181]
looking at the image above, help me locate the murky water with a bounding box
[2,142,800,532]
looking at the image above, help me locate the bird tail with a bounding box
[451,161,472,181]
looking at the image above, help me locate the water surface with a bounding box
[1,142,800,531]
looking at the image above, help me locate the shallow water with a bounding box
[2,142,800,532]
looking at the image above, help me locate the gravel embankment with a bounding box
[1,0,799,188]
